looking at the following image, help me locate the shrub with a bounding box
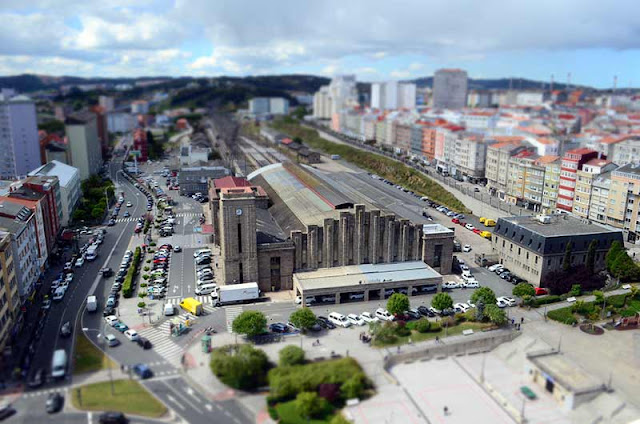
[606,294,627,308]
[394,321,411,337]
[371,322,398,344]
[140,283,147,288]
[569,284,582,297]
[414,318,431,333]
[341,374,365,399]
[471,287,497,306]
[210,344,269,390]
[513,283,535,298]
[318,383,340,402]
[146,259,151,264]
[531,295,562,307]
[279,345,305,367]
[150,242,156,246]
[295,392,328,419]
[571,300,595,316]
[429,321,442,332]
[330,415,351,424]
[142,275,150,280]
[143,266,150,271]
[137,302,146,308]
[484,304,507,326]
[547,307,577,325]
[463,308,477,322]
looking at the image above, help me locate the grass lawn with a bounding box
[73,333,115,375]
[275,400,335,424]
[373,322,493,347]
[71,379,167,418]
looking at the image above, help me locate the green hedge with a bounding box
[268,357,367,402]
[606,294,627,308]
[531,295,562,307]
[122,247,142,298]
[547,307,577,325]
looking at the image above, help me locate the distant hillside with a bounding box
[410,76,589,91]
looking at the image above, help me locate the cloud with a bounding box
[390,70,411,79]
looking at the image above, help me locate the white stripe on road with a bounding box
[87,412,92,424]
[166,394,185,410]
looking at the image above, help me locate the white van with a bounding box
[195,283,217,295]
[193,249,212,258]
[163,303,175,316]
[328,312,351,328]
[51,349,67,378]
[86,295,97,312]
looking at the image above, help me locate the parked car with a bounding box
[417,305,435,317]
[316,316,335,329]
[462,244,472,252]
[124,329,139,341]
[269,323,288,333]
[498,296,516,307]
[98,411,128,424]
[360,311,379,323]
[488,264,504,272]
[45,392,64,414]
[347,314,365,326]
[136,337,152,350]
[465,224,475,231]
[406,309,421,320]
[374,308,394,321]
[442,281,460,289]
[535,287,549,296]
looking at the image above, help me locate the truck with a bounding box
[86,295,98,312]
[86,245,98,261]
[211,282,260,307]
[179,297,203,316]
[51,349,67,379]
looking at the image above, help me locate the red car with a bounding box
[535,287,549,296]
[473,228,482,235]
[452,218,460,224]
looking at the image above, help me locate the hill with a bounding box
[410,76,588,91]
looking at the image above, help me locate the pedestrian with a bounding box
[511,318,515,325]
[444,406,449,416]
[520,317,524,324]
[435,335,439,344]
[397,346,401,353]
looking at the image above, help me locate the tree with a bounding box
[329,415,352,424]
[512,283,535,298]
[293,106,307,120]
[606,241,624,271]
[231,310,267,337]
[563,241,573,272]
[370,321,397,344]
[484,304,507,326]
[91,206,104,220]
[289,307,317,330]
[569,284,582,297]
[295,392,327,419]
[470,287,497,307]
[341,374,365,399]
[210,344,269,390]
[586,239,597,274]
[386,293,410,316]
[278,345,305,367]
[431,292,453,311]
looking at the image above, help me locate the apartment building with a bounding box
[0,202,39,298]
[395,122,412,153]
[432,69,468,109]
[375,119,387,145]
[536,155,561,213]
[572,159,617,219]
[611,135,640,165]
[29,161,81,226]
[454,132,489,178]
[421,125,438,162]
[312,86,331,119]
[371,82,417,110]
[485,137,534,198]
[556,148,600,212]
[98,95,115,112]
[588,172,613,225]
[65,112,103,180]
[608,163,640,241]
[0,94,42,179]
[130,100,149,114]
[23,176,62,247]
[0,231,19,351]
[434,126,463,174]
[506,152,544,210]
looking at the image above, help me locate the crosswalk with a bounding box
[21,387,68,399]
[137,315,192,365]
[112,212,201,224]
[225,305,244,333]
[164,296,216,308]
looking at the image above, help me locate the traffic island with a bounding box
[70,379,167,418]
[73,332,116,375]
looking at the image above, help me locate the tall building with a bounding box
[536,155,561,213]
[132,128,148,162]
[90,105,109,157]
[556,148,599,212]
[588,172,613,225]
[0,94,42,179]
[269,98,289,115]
[572,159,617,219]
[370,82,416,110]
[432,69,468,109]
[312,86,331,119]
[29,161,81,226]
[20,176,62,252]
[107,112,136,133]
[0,231,19,351]
[313,75,358,122]
[65,112,103,180]
[248,97,290,115]
[130,100,149,114]
[98,95,115,112]
[249,98,270,115]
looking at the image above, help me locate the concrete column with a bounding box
[407,285,414,297]
[379,288,385,299]
[339,211,350,266]
[307,225,318,270]
[292,230,303,270]
[323,218,334,268]
[335,294,341,304]
[364,289,370,301]
[383,216,396,263]
[413,226,423,261]
[400,220,410,261]
[370,210,380,264]
[354,205,365,264]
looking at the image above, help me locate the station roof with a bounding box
[528,351,604,394]
[294,261,441,292]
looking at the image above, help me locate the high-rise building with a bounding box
[0,231,19,352]
[130,100,149,114]
[98,95,115,112]
[312,86,331,119]
[65,112,103,180]
[572,159,617,219]
[556,148,599,212]
[248,97,290,115]
[29,160,81,226]
[0,94,42,179]
[370,82,416,110]
[432,69,468,109]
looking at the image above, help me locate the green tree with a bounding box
[563,242,573,272]
[210,344,269,390]
[386,293,410,316]
[431,292,453,311]
[231,310,267,337]
[606,241,624,271]
[512,283,535,298]
[91,206,104,220]
[293,106,307,120]
[329,414,352,424]
[341,374,365,399]
[470,287,497,307]
[586,239,597,274]
[289,307,317,330]
[295,392,327,419]
[484,304,507,325]
[370,321,397,344]
[278,345,305,367]
[593,290,605,305]
[414,318,431,333]
[38,119,65,134]
[569,284,582,297]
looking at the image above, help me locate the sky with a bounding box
[1,0,640,88]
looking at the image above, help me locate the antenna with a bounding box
[550,74,554,92]
[567,72,572,91]
[613,75,617,92]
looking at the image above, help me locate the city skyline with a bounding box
[1,0,639,88]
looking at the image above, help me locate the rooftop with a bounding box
[0,215,27,236]
[422,223,454,235]
[497,215,619,238]
[612,162,640,176]
[528,351,604,394]
[294,261,441,292]
[65,111,96,125]
[29,160,79,187]
[255,207,287,244]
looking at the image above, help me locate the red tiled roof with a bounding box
[534,137,557,145]
[214,176,252,189]
[535,155,560,164]
[281,138,293,145]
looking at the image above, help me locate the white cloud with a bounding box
[390,70,411,79]
[408,63,426,71]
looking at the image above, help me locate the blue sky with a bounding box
[1,0,639,88]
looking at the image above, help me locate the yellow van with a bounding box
[179,297,203,316]
[484,219,496,227]
[480,231,492,239]
[479,217,487,224]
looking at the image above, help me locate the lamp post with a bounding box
[83,325,115,395]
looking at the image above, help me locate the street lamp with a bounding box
[83,325,115,395]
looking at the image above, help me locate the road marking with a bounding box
[185,387,201,402]
[205,404,213,412]
[87,411,92,424]
[166,394,185,410]
[162,381,200,411]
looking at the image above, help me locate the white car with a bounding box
[104,315,119,326]
[295,296,316,305]
[496,298,509,308]
[467,300,476,308]
[347,314,365,326]
[488,264,504,272]
[75,257,85,267]
[124,329,139,341]
[360,312,379,323]
[465,224,475,231]
[126,202,133,207]
[104,333,119,347]
[454,303,471,313]
[462,244,472,252]
[375,308,394,321]
[65,273,74,283]
[463,280,480,288]
[498,296,517,307]
[442,281,460,289]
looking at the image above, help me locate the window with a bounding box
[237,223,242,254]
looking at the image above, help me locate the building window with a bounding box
[237,223,242,254]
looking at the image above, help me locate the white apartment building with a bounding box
[269,98,289,115]
[29,160,81,226]
[314,75,358,121]
[0,203,39,298]
[107,112,136,133]
[131,100,149,114]
[371,82,417,110]
[65,112,103,180]
[0,94,42,179]
[432,69,468,109]
[98,95,115,111]
[313,86,331,119]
